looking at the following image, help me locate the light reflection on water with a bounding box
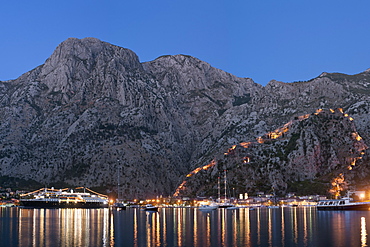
[0,208,113,247]
[1,207,370,246]
[362,216,367,247]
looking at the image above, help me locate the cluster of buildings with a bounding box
[139,191,368,208]
[2,186,368,208]
[0,187,24,206]
[125,193,323,208]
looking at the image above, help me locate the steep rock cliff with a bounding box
[0,37,369,197]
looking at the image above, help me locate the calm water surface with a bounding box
[1,206,369,246]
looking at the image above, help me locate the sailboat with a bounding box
[113,165,126,210]
[218,170,234,208]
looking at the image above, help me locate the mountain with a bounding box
[176,108,369,197]
[0,37,369,198]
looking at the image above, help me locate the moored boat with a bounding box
[0,201,16,207]
[112,202,127,210]
[216,170,236,209]
[316,198,370,210]
[218,202,234,208]
[198,204,218,211]
[226,206,239,210]
[144,204,158,211]
[19,187,109,208]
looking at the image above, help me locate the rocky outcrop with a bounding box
[0,37,369,197]
[178,109,369,196]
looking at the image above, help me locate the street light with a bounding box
[360,193,365,200]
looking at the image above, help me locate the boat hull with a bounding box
[112,202,126,210]
[20,200,108,209]
[316,202,370,210]
[144,207,158,211]
[317,204,370,210]
[198,206,218,211]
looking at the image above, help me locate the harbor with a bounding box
[1,205,370,246]
[2,187,370,246]
[3,186,370,211]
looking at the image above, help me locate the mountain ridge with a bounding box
[0,37,369,198]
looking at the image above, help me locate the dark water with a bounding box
[0,206,369,246]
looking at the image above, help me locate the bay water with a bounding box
[0,206,368,246]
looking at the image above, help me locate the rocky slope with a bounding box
[176,108,369,197]
[0,37,369,198]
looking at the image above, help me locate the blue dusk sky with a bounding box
[1,0,369,86]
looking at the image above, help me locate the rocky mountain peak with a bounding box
[36,37,142,97]
[0,38,370,198]
[143,53,258,96]
[46,37,141,68]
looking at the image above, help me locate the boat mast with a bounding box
[218,176,220,202]
[117,159,120,201]
[224,170,227,202]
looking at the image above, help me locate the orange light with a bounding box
[243,157,250,163]
[352,132,362,141]
[224,145,237,155]
[329,173,346,199]
[297,114,310,120]
[240,142,251,148]
[173,160,217,197]
[314,109,323,115]
[256,137,264,144]
[173,181,187,197]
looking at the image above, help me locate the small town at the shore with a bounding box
[1,186,367,209]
